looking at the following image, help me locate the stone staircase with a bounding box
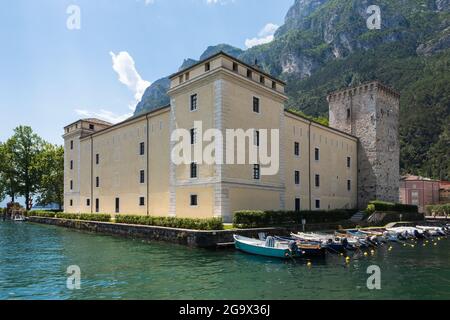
[350,211,366,223]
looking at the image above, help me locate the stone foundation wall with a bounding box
[28,217,357,248]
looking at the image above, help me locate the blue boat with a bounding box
[233,235,301,259]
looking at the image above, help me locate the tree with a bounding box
[0,140,20,203]
[35,143,64,210]
[425,124,450,180]
[9,126,45,210]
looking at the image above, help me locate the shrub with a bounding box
[55,213,111,222]
[368,200,418,213]
[29,211,57,218]
[425,204,450,216]
[115,215,224,231]
[233,209,357,229]
[366,204,376,215]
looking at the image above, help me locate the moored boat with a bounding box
[234,235,302,259]
[276,236,327,257]
[416,226,446,236]
[290,233,347,253]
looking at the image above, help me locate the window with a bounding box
[140,170,145,184]
[253,164,261,180]
[86,199,90,206]
[295,198,301,212]
[347,109,351,120]
[233,62,238,72]
[253,97,260,113]
[140,142,145,155]
[347,180,352,191]
[315,148,320,161]
[89,124,95,130]
[205,62,210,72]
[70,160,73,170]
[190,194,198,207]
[115,198,120,213]
[315,199,321,209]
[295,171,300,185]
[70,180,73,190]
[95,199,99,213]
[185,72,190,81]
[139,197,145,206]
[96,154,99,165]
[254,130,260,147]
[179,75,183,84]
[247,69,252,79]
[347,157,351,168]
[70,140,73,150]
[260,76,265,84]
[70,199,73,206]
[190,128,197,145]
[315,174,320,188]
[294,142,300,157]
[190,94,198,111]
[190,162,198,179]
[272,81,277,90]
[96,177,100,188]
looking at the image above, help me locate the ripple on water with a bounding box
[1,222,449,300]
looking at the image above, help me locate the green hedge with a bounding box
[29,211,57,218]
[115,215,224,230]
[56,213,111,222]
[233,209,357,229]
[425,204,450,216]
[28,211,111,222]
[369,201,418,213]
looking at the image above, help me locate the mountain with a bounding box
[135,0,450,179]
[134,44,243,116]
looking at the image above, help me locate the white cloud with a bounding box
[245,23,279,49]
[74,51,150,124]
[75,109,133,124]
[110,51,151,103]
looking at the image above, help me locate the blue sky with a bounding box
[0,0,293,147]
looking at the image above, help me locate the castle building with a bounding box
[63,52,399,222]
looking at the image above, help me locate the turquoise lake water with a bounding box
[0,221,449,300]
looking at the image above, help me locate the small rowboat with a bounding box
[335,232,369,248]
[346,230,380,247]
[233,235,302,259]
[290,233,347,254]
[276,236,327,257]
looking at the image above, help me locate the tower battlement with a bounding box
[327,81,400,103]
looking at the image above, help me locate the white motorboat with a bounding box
[416,226,446,236]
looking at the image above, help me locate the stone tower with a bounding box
[327,81,400,209]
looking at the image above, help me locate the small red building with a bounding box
[440,181,450,204]
[400,175,440,213]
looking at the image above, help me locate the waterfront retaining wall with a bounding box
[28,217,357,248]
